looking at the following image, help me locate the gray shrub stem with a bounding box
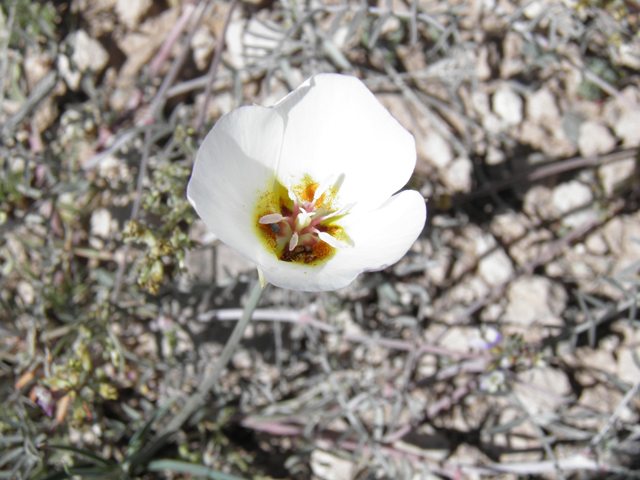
[126,280,266,474]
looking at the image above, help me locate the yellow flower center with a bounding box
[254,174,351,265]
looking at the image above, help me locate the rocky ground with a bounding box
[1,0,640,479]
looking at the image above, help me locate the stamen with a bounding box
[283,176,297,202]
[283,178,300,218]
[259,213,283,224]
[289,232,299,251]
[318,231,349,249]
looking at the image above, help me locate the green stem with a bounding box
[125,281,266,474]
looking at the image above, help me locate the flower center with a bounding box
[254,174,352,265]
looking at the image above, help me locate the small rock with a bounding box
[32,96,59,135]
[526,88,560,126]
[523,0,544,18]
[116,8,180,87]
[492,85,523,126]
[602,86,640,127]
[585,232,608,255]
[191,25,216,71]
[471,90,491,117]
[575,347,618,376]
[500,32,525,78]
[17,281,35,305]
[380,15,402,35]
[426,248,452,287]
[421,132,453,169]
[515,367,572,414]
[310,450,357,480]
[70,30,109,76]
[581,384,637,425]
[232,349,252,370]
[2,99,21,115]
[476,233,514,287]
[485,145,505,165]
[443,156,473,192]
[58,54,82,91]
[616,348,640,386]
[504,275,566,328]
[616,42,640,70]
[551,180,596,228]
[476,45,492,81]
[491,211,527,243]
[620,212,640,270]
[599,157,637,197]
[519,121,547,150]
[397,45,427,73]
[578,121,617,157]
[560,243,613,284]
[614,109,640,147]
[115,0,151,29]
[602,217,625,256]
[90,208,112,238]
[24,51,52,91]
[446,276,490,305]
[523,185,555,221]
[482,112,507,134]
[478,247,514,287]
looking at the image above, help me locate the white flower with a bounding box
[187,73,426,291]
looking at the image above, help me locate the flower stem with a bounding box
[125,280,266,474]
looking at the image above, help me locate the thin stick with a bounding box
[194,0,239,133]
[589,378,640,450]
[2,71,57,140]
[110,129,152,303]
[0,0,17,110]
[511,391,567,480]
[150,0,200,77]
[147,0,212,120]
[124,281,266,474]
[197,307,487,359]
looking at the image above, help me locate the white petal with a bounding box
[330,189,426,272]
[273,74,416,213]
[257,190,426,291]
[187,106,284,267]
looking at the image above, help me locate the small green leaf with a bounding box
[147,459,247,480]
[44,445,114,467]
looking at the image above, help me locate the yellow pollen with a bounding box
[253,174,348,265]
